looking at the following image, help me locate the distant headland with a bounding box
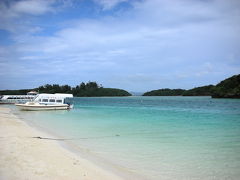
[143,74,240,98]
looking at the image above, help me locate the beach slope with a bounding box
[0,107,123,180]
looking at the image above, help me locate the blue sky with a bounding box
[0,0,239,91]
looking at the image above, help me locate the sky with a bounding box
[0,0,239,92]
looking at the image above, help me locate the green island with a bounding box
[0,82,132,97]
[1,75,239,98]
[182,85,214,96]
[143,89,185,96]
[211,74,240,98]
[143,74,240,98]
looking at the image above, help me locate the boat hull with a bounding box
[0,102,15,104]
[16,104,70,111]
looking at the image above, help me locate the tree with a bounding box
[80,82,86,90]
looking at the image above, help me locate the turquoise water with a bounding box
[16,96,240,179]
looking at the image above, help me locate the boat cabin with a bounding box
[34,93,73,105]
[0,93,37,104]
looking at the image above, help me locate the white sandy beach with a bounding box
[0,107,125,180]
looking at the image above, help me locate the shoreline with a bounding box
[0,106,136,180]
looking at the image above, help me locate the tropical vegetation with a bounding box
[1,74,239,98]
[211,74,240,98]
[143,74,240,98]
[143,89,185,96]
[182,85,214,96]
[0,82,132,97]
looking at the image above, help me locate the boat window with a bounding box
[49,99,55,102]
[42,99,48,102]
[56,100,62,103]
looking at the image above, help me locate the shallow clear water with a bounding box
[16,96,240,179]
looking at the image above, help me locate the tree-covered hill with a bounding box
[73,88,131,97]
[0,89,36,95]
[182,85,214,96]
[0,82,132,97]
[211,74,240,98]
[1,75,239,98]
[71,82,131,97]
[143,88,185,96]
[142,86,214,97]
[142,74,240,98]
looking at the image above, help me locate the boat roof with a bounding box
[27,91,38,94]
[36,93,73,98]
[1,94,36,97]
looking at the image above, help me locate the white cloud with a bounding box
[94,0,128,10]
[0,1,51,35]
[0,0,240,90]
[0,0,56,19]
[12,0,55,15]
[0,0,67,33]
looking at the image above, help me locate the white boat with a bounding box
[16,93,73,111]
[0,91,38,104]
